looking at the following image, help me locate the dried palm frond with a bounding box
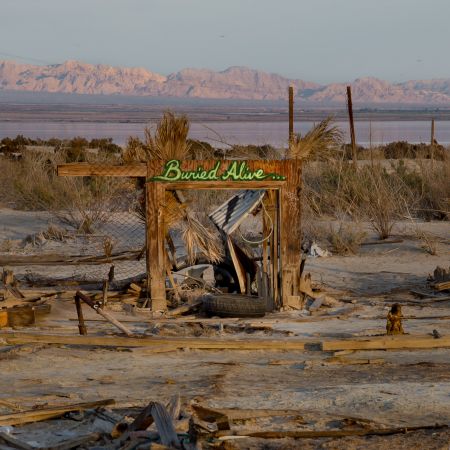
[145,112,192,160]
[288,117,343,160]
[126,112,224,264]
[179,214,224,265]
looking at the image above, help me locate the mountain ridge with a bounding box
[1,60,450,105]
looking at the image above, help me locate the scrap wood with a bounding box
[117,401,180,448]
[215,423,448,439]
[75,291,133,336]
[433,281,450,292]
[0,332,308,350]
[321,334,450,351]
[193,404,303,422]
[166,299,203,318]
[0,399,114,427]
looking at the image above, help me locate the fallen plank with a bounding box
[0,332,307,350]
[0,399,114,427]
[216,424,448,439]
[321,335,450,351]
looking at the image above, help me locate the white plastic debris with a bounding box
[308,242,331,258]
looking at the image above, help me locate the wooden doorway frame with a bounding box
[57,159,302,310]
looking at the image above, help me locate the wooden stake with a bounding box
[74,296,87,335]
[102,279,109,307]
[346,85,357,168]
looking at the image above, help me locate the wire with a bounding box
[237,200,273,245]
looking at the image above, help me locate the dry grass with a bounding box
[1,151,127,233]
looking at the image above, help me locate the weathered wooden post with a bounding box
[430,118,435,163]
[289,85,294,145]
[346,85,357,168]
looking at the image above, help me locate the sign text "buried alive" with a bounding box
[149,160,286,182]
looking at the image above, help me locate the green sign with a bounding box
[149,160,286,182]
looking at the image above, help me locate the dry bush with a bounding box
[326,222,367,255]
[414,160,450,220]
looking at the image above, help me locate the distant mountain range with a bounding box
[1,60,450,106]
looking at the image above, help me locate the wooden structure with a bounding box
[58,159,302,311]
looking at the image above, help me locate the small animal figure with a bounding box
[386,303,404,335]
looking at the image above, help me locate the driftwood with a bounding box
[75,291,133,336]
[0,399,114,426]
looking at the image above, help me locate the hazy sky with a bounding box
[1,0,449,83]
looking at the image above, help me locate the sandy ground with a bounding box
[0,208,449,448]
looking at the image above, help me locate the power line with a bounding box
[0,51,54,65]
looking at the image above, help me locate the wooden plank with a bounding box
[146,173,167,311]
[0,399,114,426]
[0,332,307,350]
[321,335,450,351]
[227,236,247,294]
[57,163,146,177]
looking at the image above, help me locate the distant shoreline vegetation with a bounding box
[0,135,448,162]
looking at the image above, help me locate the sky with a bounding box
[0,0,449,84]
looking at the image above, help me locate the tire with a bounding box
[202,294,266,318]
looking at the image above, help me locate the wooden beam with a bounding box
[57,163,147,177]
[0,332,307,350]
[321,335,450,351]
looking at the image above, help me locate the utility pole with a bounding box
[346,86,357,169]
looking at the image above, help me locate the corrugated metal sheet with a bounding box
[209,190,266,235]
